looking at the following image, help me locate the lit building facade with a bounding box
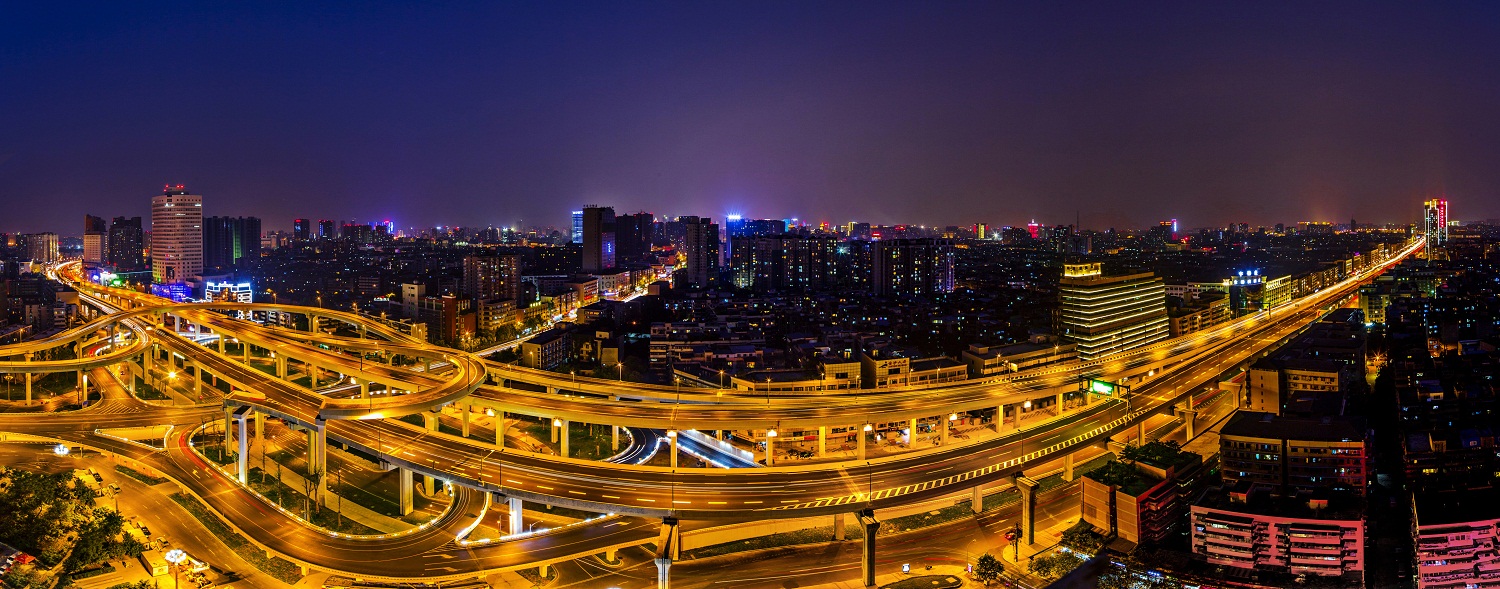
[1057,263,1169,360]
[679,216,719,288]
[462,254,521,300]
[1414,489,1500,589]
[1424,198,1449,246]
[83,215,107,266]
[1191,485,1365,579]
[581,206,616,272]
[150,185,203,284]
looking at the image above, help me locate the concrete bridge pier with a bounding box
[611,425,619,452]
[556,419,569,457]
[834,513,846,540]
[667,430,678,468]
[765,430,776,465]
[507,496,522,535]
[236,413,249,483]
[314,420,328,507]
[461,404,471,437]
[1179,403,1198,440]
[971,484,983,513]
[859,508,880,587]
[495,413,506,448]
[993,405,1005,433]
[654,517,680,589]
[1062,453,1074,481]
[23,352,32,404]
[1014,475,1038,545]
[817,426,827,457]
[398,469,414,515]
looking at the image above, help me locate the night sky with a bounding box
[4,2,1500,234]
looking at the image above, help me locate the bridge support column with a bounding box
[611,425,620,451]
[1062,453,1074,481]
[359,380,370,398]
[971,484,983,513]
[495,413,506,448]
[242,342,249,363]
[994,405,1005,433]
[857,427,867,460]
[1056,391,1065,413]
[255,410,264,441]
[216,333,225,353]
[765,432,775,466]
[859,509,880,587]
[817,426,827,457]
[1015,475,1038,545]
[558,419,569,457]
[654,517,680,589]
[834,513,846,540]
[604,548,618,563]
[398,469,413,515]
[907,418,918,445]
[940,415,950,445]
[275,356,287,379]
[237,415,249,483]
[1180,404,1197,440]
[192,363,203,398]
[23,353,32,404]
[507,496,522,535]
[309,365,318,389]
[668,431,679,468]
[461,404,471,437]
[314,421,328,507]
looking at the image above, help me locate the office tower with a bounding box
[293,218,311,240]
[571,210,584,244]
[318,220,336,240]
[150,185,203,284]
[203,216,262,270]
[22,233,59,264]
[1056,263,1169,360]
[463,255,521,300]
[581,206,616,272]
[1424,198,1449,245]
[680,216,719,288]
[615,212,654,265]
[107,216,144,271]
[83,215,108,266]
[870,238,955,298]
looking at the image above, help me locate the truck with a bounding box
[139,550,169,576]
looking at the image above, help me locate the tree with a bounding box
[1059,521,1104,553]
[973,552,1003,586]
[1028,551,1085,580]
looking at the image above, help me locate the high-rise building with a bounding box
[870,238,955,298]
[107,216,145,271]
[615,212,654,265]
[1056,263,1169,360]
[318,219,336,240]
[1423,197,1449,246]
[293,218,311,241]
[680,216,719,288]
[22,233,59,264]
[581,206,616,273]
[462,255,521,300]
[571,210,584,244]
[730,235,853,292]
[203,216,262,270]
[83,215,108,266]
[150,185,203,284]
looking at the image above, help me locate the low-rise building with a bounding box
[1413,487,1500,589]
[962,340,1077,377]
[1080,443,1206,544]
[1191,483,1365,580]
[1220,412,1369,495]
[518,327,570,370]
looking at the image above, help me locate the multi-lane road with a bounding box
[0,237,1420,580]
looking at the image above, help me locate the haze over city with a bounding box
[5,2,1500,231]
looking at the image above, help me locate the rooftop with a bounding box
[1220,411,1365,443]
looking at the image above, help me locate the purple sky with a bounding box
[3,2,1499,234]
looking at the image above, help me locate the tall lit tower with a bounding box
[151,185,203,284]
[1423,198,1449,246]
[1057,263,1169,360]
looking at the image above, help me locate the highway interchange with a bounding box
[0,237,1421,586]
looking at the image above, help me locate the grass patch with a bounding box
[113,465,167,486]
[132,377,171,401]
[168,492,303,585]
[245,468,380,535]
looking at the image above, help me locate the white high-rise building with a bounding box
[151,185,203,284]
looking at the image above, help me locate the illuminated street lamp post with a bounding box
[164,549,187,589]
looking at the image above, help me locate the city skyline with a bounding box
[6,3,1500,231]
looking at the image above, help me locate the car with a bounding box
[138,525,152,537]
[107,483,120,493]
[87,468,103,483]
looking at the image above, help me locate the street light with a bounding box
[164,549,187,589]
